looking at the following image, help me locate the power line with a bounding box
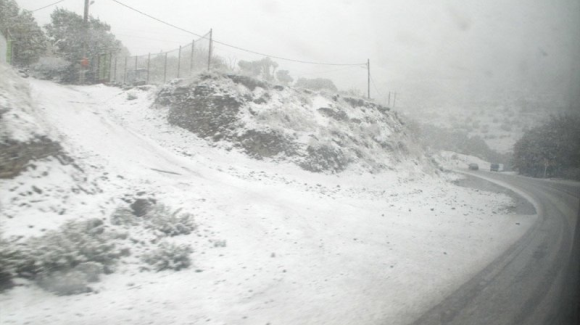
[115,33,186,44]
[111,0,205,38]
[293,65,365,77]
[30,0,67,12]
[370,74,383,100]
[111,0,365,66]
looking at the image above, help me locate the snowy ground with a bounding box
[0,79,536,325]
[433,150,498,172]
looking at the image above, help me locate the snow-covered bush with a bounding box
[142,242,193,272]
[29,57,71,82]
[127,90,138,101]
[17,218,124,278]
[0,219,125,294]
[36,270,92,295]
[143,204,196,237]
[110,207,140,226]
[0,232,23,291]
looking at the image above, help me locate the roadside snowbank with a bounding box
[433,150,496,171]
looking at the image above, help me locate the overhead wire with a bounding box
[293,65,365,78]
[111,0,365,66]
[370,74,384,101]
[30,0,67,12]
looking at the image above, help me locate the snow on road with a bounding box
[1,79,536,325]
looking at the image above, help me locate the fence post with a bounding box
[108,52,113,83]
[113,56,118,83]
[147,53,151,84]
[207,28,213,71]
[190,40,195,75]
[367,59,370,99]
[123,56,128,84]
[177,45,182,78]
[96,54,101,84]
[163,52,168,83]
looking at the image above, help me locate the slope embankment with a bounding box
[156,73,429,174]
[0,70,537,325]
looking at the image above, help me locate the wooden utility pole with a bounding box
[393,92,398,109]
[367,59,370,99]
[190,40,195,74]
[163,52,168,83]
[147,53,151,84]
[83,0,89,21]
[177,45,182,78]
[80,0,90,84]
[207,29,213,71]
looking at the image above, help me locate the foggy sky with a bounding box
[16,0,580,109]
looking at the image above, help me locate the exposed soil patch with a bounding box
[0,137,68,179]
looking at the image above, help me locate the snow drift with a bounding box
[156,73,429,173]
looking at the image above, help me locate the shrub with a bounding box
[127,91,138,101]
[36,270,92,295]
[142,242,193,271]
[30,57,71,81]
[143,204,196,237]
[17,218,123,278]
[110,207,140,226]
[0,232,23,291]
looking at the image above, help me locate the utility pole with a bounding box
[388,92,391,106]
[207,29,213,71]
[367,59,370,99]
[84,0,89,21]
[393,92,398,109]
[80,0,90,84]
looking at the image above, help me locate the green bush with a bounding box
[142,242,193,271]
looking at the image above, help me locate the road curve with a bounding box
[409,171,580,325]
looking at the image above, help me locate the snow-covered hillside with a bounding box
[0,68,536,325]
[158,73,427,174]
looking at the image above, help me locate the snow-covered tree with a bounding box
[276,69,293,86]
[513,114,580,178]
[0,0,18,33]
[0,0,47,66]
[45,8,124,67]
[238,57,278,81]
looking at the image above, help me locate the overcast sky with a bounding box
[16,0,580,109]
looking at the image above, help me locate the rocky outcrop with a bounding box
[155,72,427,174]
[0,137,66,179]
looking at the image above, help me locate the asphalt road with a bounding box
[410,171,580,325]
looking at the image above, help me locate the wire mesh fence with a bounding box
[85,29,368,97]
[101,31,212,85]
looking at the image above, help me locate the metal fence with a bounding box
[92,30,212,85]
[83,28,367,96]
